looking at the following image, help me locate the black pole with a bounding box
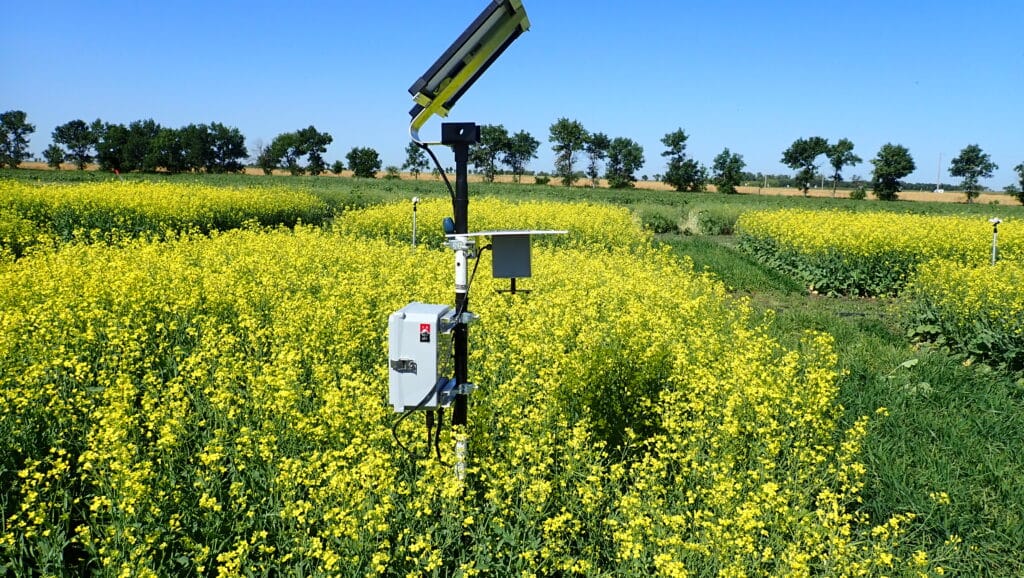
[442,122,479,427]
[452,140,470,426]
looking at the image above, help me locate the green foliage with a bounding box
[549,117,588,186]
[781,136,829,196]
[0,110,35,168]
[631,203,681,233]
[871,143,915,201]
[383,165,401,180]
[604,136,644,189]
[584,131,610,187]
[501,130,539,183]
[469,124,509,183]
[330,160,346,175]
[346,147,381,178]
[950,144,998,204]
[401,141,429,179]
[711,147,745,194]
[52,119,98,170]
[661,129,707,192]
[533,174,550,185]
[826,138,862,196]
[92,118,245,175]
[1016,162,1024,205]
[850,185,867,200]
[42,145,64,170]
[265,126,332,176]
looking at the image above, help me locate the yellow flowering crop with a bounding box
[0,196,934,575]
[908,259,1024,370]
[737,209,1021,295]
[0,179,329,246]
[337,197,650,250]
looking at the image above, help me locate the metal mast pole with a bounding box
[441,122,479,428]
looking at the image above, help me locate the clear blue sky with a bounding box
[4,1,1023,188]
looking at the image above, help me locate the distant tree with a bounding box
[128,119,161,172]
[1015,162,1024,205]
[950,144,998,204]
[384,165,401,180]
[549,118,588,186]
[179,124,212,172]
[268,132,302,175]
[207,122,248,173]
[501,130,539,183]
[403,141,429,179]
[661,129,706,191]
[781,136,829,196]
[149,127,186,173]
[347,147,381,178]
[52,119,98,170]
[331,160,345,175]
[583,132,610,187]
[0,110,36,168]
[870,143,915,201]
[43,144,64,170]
[826,138,862,196]
[712,148,746,194]
[257,145,278,175]
[296,125,332,176]
[94,122,129,172]
[469,124,509,183]
[604,137,644,189]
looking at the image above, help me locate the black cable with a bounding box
[425,410,435,452]
[391,377,446,458]
[434,407,444,462]
[417,142,455,203]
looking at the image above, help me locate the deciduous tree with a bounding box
[584,132,611,187]
[661,129,706,191]
[870,143,915,201]
[43,144,64,170]
[0,110,35,168]
[501,130,539,183]
[52,119,98,170]
[781,136,829,196]
[712,148,746,194]
[347,147,381,178]
[826,138,861,196]
[1015,162,1024,205]
[206,122,248,173]
[605,137,644,189]
[469,124,509,183]
[402,141,429,179]
[549,118,588,186]
[950,144,997,204]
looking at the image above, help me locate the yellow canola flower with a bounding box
[0,178,329,244]
[0,198,936,575]
[909,258,1024,369]
[737,208,1022,295]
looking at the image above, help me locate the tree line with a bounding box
[3,109,1023,203]
[0,110,386,178]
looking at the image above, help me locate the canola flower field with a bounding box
[909,259,1024,372]
[736,209,1021,296]
[0,180,950,576]
[0,180,329,259]
[735,207,1024,371]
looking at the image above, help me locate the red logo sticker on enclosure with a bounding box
[419,323,431,343]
